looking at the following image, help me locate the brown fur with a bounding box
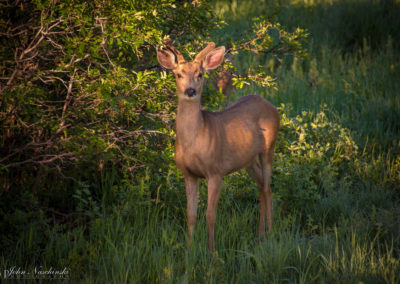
[157,42,280,252]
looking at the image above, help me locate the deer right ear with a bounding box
[157,46,178,69]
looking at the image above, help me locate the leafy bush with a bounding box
[274,104,358,217]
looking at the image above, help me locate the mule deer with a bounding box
[157,42,280,251]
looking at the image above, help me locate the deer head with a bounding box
[157,42,226,101]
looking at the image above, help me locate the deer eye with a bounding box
[176,73,182,79]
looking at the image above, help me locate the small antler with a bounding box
[195,42,216,62]
[165,44,185,64]
[162,38,185,64]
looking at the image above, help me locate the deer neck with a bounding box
[176,98,204,146]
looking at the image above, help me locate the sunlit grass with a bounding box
[2,188,399,282]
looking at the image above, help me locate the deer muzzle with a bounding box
[184,88,196,97]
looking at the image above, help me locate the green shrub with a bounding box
[273,104,358,215]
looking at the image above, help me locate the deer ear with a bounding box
[157,46,178,69]
[203,46,225,70]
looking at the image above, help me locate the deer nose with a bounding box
[185,88,196,97]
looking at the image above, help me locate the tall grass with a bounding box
[1,0,399,282]
[2,181,398,282]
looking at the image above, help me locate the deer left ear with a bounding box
[203,46,225,70]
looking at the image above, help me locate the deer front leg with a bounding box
[206,175,223,252]
[185,174,199,247]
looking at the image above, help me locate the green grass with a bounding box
[2,183,399,282]
[1,0,400,282]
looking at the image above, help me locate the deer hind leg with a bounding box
[260,150,274,234]
[185,174,199,247]
[246,157,265,237]
[246,151,274,237]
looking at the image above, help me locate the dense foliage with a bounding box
[0,0,216,187]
